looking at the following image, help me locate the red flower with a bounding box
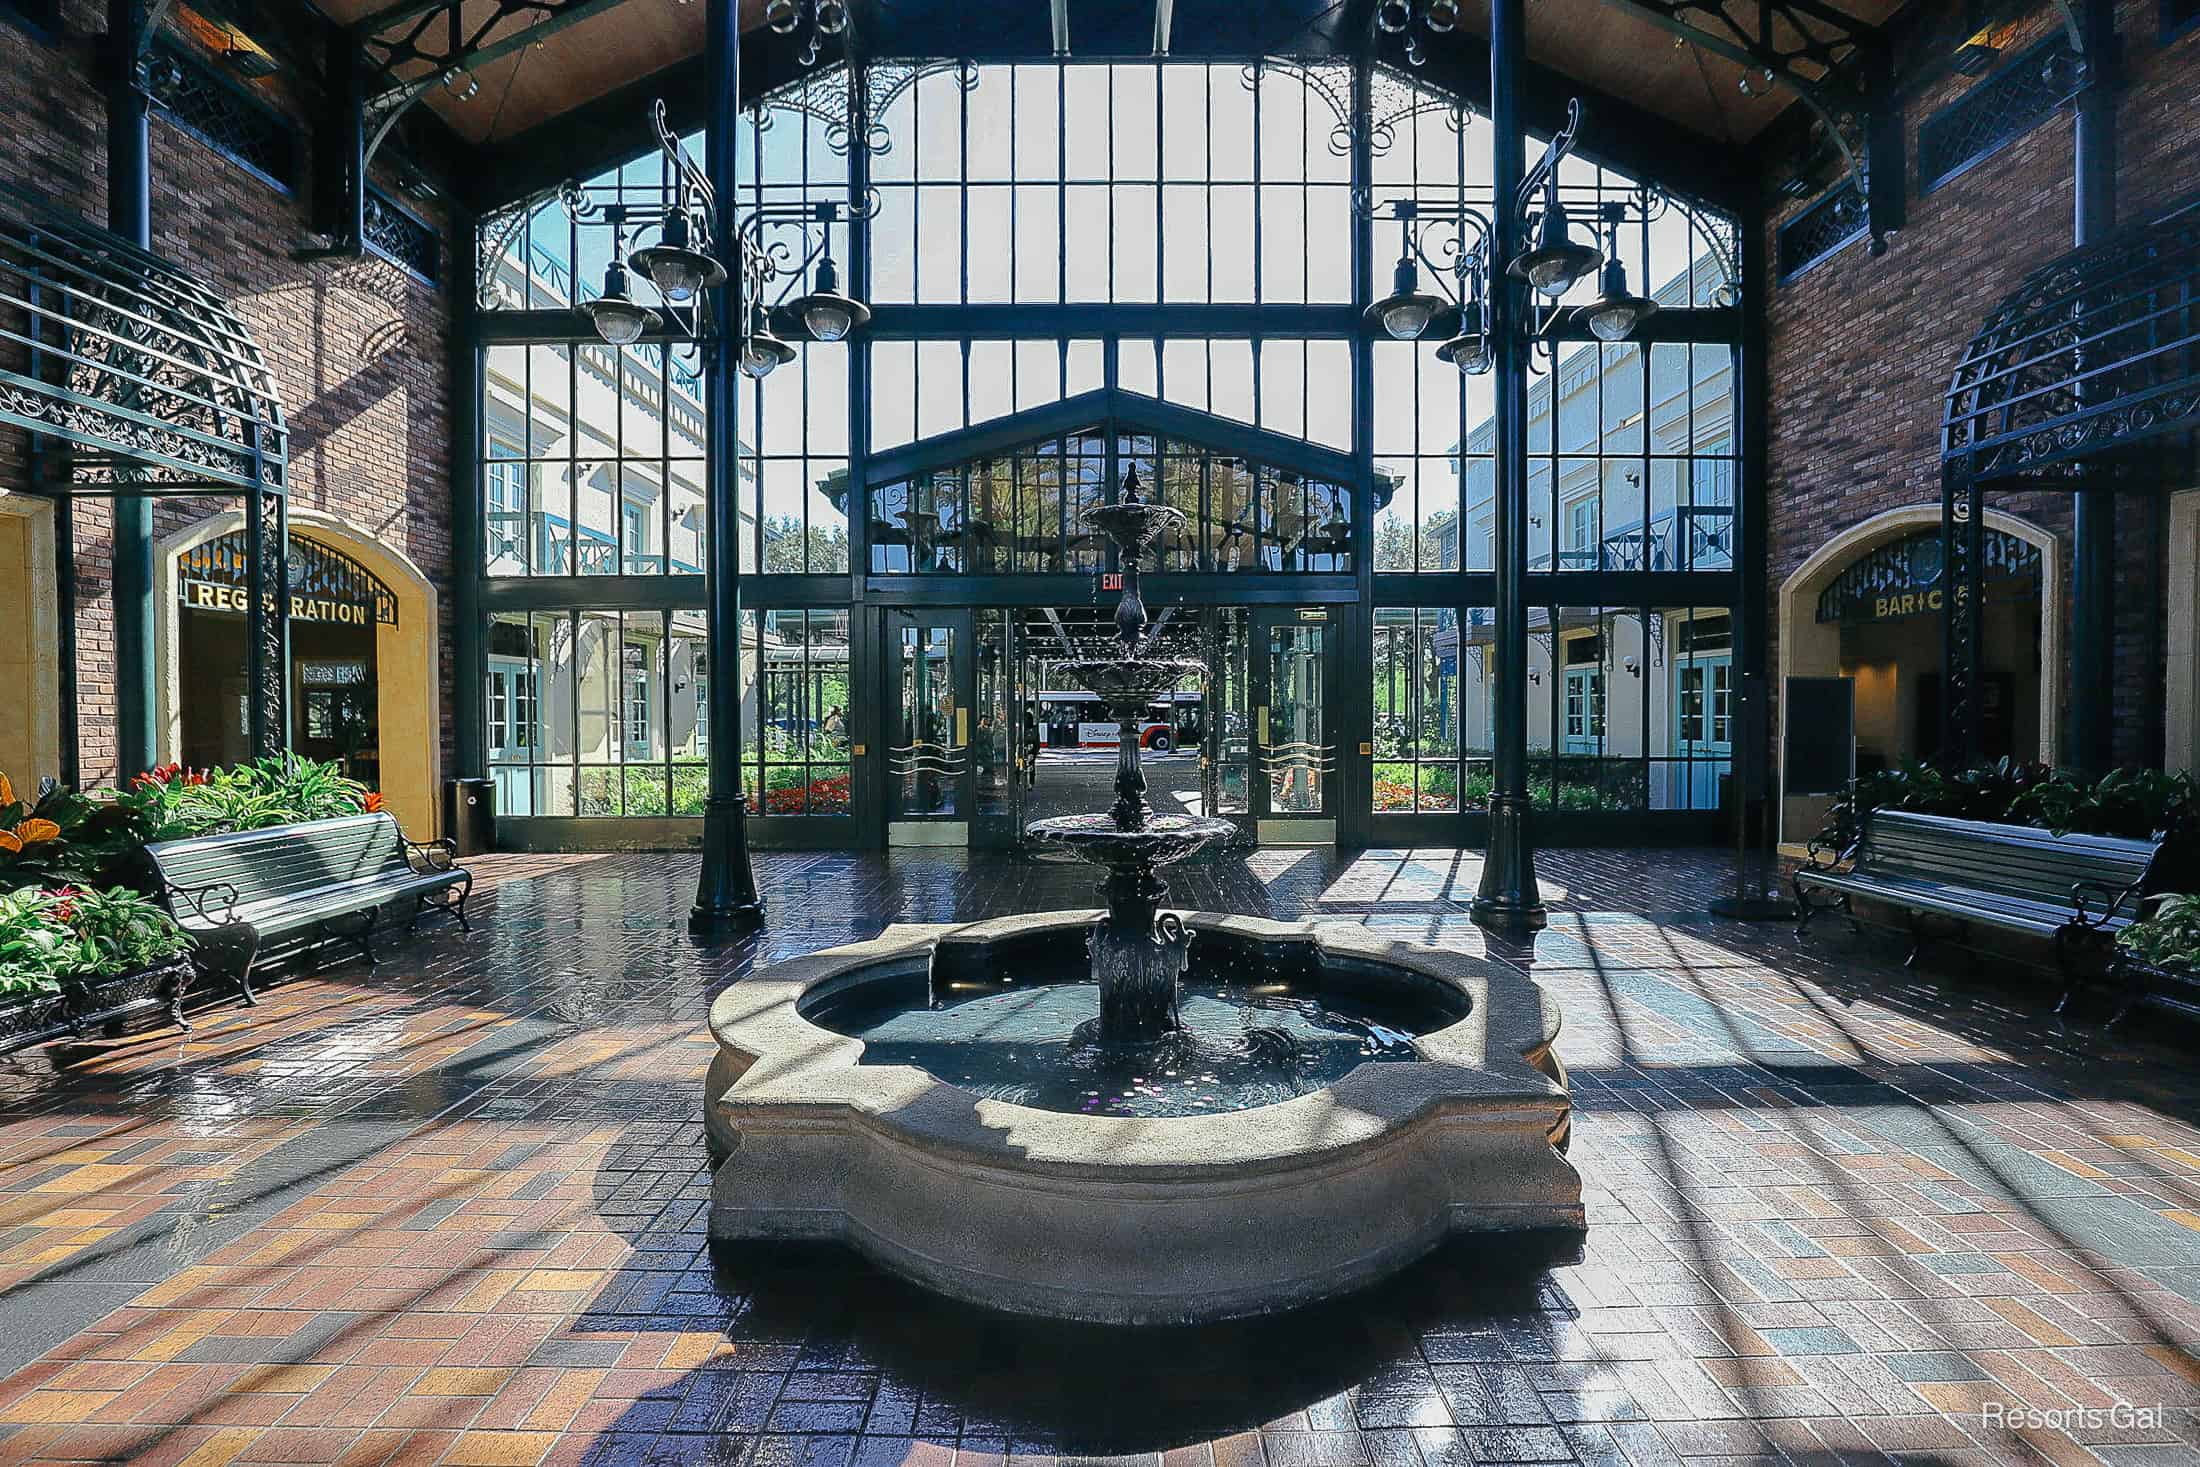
[131,762,184,790]
[362,791,386,813]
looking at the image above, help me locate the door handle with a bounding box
[1257,706,1269,744]
[955,708,969,747]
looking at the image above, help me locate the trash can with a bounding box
[446,778,496,856]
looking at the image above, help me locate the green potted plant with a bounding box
[0,885,197,1054]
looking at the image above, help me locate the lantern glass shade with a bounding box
[589,300,653,345]
[631,211,725,304]
[801,296,859,342]
[585,261,660,346]
[1377,295,1439,340]
[1508,205,1602,298]
[632,246,723,304]
[1364,256,1444,341]
[1435,328,1493,374]
[740,324,798,380]
[1577,257,1658,343]
[789,253,869,343]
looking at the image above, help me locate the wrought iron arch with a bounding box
[0,183,292,759]
[1943,189,2200,488]
[1939,188,2200,764]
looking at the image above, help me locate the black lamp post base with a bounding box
[1472,794,1547,933]
[690,796,765,934]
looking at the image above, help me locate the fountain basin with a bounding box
[703,912,1582,1324]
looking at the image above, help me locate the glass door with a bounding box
[887,609,975,844]
[1672,651,1732,811]
[973,609,1022,846]
[1252,607,1337,830]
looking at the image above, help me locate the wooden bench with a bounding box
[146,812,472,1003]
[1793,808,2163,1007]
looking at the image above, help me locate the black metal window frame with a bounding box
[466,54,1754,846]
[363,187,440,286]
[1917,32,2081,196]
[144,36,300,195]
[1775,181,1866,282]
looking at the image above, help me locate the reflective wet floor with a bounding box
[4,847,2200,1466]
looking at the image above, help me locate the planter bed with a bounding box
[2107,954,2200,1028]
[0,956,197,1058]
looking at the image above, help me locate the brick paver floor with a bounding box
[2,847,2198,1467]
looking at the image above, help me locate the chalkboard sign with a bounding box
[1783,676,1855,796]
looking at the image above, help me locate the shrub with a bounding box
[0,774,162,893]
[131,755,371,837]
[2118,893,2200,973]
[1827,759,2198,858]
[0,758,378,895]
[0,886,191,998]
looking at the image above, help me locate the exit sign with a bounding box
[1100,573,1124,592]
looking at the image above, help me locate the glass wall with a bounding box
[484,342,708,578]
[1372,606,1491,812]
[868,62,1353,307]
[474,56,1747,842]
[486,609,711,817]
[869,425,1354,575]
[742,610,854,815]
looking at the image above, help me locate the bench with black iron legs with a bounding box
[1793,808,2162,1008]
[145,812,473,1004]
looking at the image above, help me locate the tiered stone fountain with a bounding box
[1022,470,1236,1045]
[703,474,1582,1325]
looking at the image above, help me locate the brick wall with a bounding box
[1762,0,2200,774]
[0,1,455,787]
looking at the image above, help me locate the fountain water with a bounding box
[1024,469,1236,1045]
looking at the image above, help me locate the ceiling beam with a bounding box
[363,0,639,104]
[345,0,449,36]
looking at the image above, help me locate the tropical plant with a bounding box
[2008,767,2196,840]
[2117,893,2200,973]
[0,885,191,998]
[127,754,372,838]
[0,774,162,893]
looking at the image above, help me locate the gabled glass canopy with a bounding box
[857,388,1379,576]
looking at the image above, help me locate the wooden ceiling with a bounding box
[308,0,1902,150]
[1464,0,1907,145]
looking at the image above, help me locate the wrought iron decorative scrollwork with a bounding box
[180,529,401,628]
[143,39,298,191]
[1814,526,2039,625]
[855,61,979,156]
[1944,190,2200,484]
[1775,180,1867,280]
[1242,60,1359,157]
[1365,63,1467,159]
[363,189,440,283]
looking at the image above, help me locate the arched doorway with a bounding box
[156,511,443,837]
[1777,506,2058,845]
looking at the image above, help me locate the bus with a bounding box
[1030,689,1203,752]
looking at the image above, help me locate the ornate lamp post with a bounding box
[1361,52,1663,933]
[557,0,872,933]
